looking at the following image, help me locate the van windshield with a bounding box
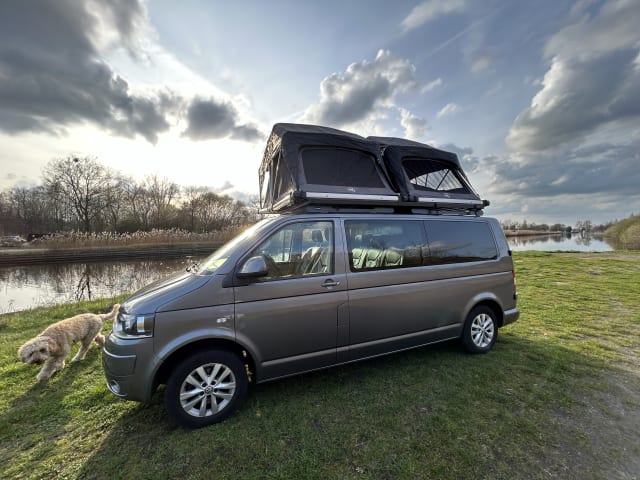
[199,218,273,274]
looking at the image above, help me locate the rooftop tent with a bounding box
[260,124,400,212]
[368,136,487,210]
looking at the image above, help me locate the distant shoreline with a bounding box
[0,243,221,267]
[503,230,564,237]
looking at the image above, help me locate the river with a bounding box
[0,255,206,314]
[507,234,614,252]
[0,234,616,314]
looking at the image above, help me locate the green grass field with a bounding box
[1,252,638,479]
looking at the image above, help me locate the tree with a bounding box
[145,174,179,228]
[42,155,115,232]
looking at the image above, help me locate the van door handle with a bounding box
[321,279,340,288]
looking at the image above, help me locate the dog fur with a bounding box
[18,303,120,382]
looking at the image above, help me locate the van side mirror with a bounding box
[237,255,269,278]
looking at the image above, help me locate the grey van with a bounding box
[102,123,519,427]
[102,211,518,428]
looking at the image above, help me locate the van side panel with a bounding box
[347,269,511,359]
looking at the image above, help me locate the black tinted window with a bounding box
[424,220,497,264]
[345,220,427,271]
[302,148,384,188]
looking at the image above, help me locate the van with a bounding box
[102,210,519,428]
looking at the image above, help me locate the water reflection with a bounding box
[0,256,205,314]
[508,234,614,252]
[0,234,618,314]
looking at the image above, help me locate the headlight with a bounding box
[113,312,154,339]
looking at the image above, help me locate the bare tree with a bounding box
[42,155,115,232]
[145,174,179,228]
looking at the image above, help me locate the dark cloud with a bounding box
[0,1,265,146]
[0,0,174,143]
[182,98,262,142]
[488,141,640,198]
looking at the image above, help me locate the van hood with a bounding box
[122,271,212,314]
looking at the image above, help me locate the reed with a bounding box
[26,227,244,249]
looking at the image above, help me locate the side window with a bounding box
[345,220,427,272]
[424,220,498,264]
[250,221,334,280]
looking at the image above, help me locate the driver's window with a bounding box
[250,221,334,281]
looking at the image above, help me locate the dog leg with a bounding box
[37,357,65,382]
[94,334,105,348]
[71,341,92,362]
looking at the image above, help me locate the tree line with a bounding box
[499,218,612,234]
[0,155,260,236]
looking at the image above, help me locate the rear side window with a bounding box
[424,220,497,264]
[403,158,469,194]
[345,220,427,271]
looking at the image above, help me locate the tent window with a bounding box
[301,148,384,188]
[403,158,469,193]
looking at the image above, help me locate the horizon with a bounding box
[1,0,639,226]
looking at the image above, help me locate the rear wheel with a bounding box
[164,350,248,428]
[462,306,497,353]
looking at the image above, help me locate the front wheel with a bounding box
[462,306,498,353]
[164,350,248,428]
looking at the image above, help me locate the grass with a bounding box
[1,252,639,479]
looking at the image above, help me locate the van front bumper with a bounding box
[102,333,155,403]
[502,308,520,326]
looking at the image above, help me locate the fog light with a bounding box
[109,380,121,395]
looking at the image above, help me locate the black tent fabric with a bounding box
[368,136,484,207]
[260,124,399,212]
[258,123,487,213]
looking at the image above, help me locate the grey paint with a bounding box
[102,212,519,404]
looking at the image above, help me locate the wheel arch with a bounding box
[465,295,505,328]
[153,338,257,391]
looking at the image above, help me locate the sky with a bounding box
[1,0,639,226]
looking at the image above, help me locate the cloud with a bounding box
[182,98,262,142]
[436,103,459,118]
[507,0,640,153]
[420,77,444,94]
[488,141,640,197]
[470,51,494,74]
[0,0,173,143]
[491,0,640,216]
[401,0,466,33]
[0,0,261,145]
[399,108,428,140]
[438,143,479,172]
[303,50,420,128]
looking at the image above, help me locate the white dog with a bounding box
[18,304,120,382]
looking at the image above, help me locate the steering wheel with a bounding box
[261,253,282,277]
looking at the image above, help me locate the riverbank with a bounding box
[1,252,639,479]
[503,229,563,237]
[604,215,640,249]
[0,242,221,267]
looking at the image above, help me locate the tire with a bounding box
[462,306,498,354]
[164,350,248,428]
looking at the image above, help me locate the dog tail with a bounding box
[100,303,121,322]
